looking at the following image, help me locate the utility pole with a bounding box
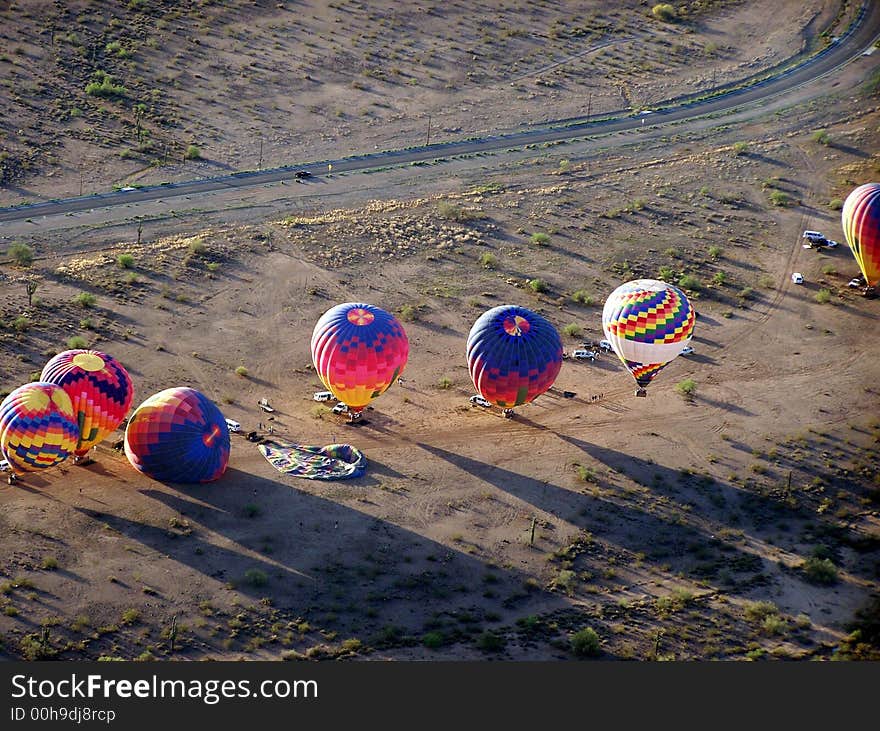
[425,114,431,146]
[258,137,263,170]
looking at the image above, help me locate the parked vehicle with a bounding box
[791,273,804,284]
[469,395,492,408]
[313,391,335,402]
[572,349,597,361]
[332,402,350,414]
[225,418,241,433]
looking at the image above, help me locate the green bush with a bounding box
[801,557,837,585]
[438,376,452,390]
[244,569,268,587]
[562,323,582,338]
[117,254,135,269]
[676,379,697,397]
[678,274,701,291]
[769,190,790,207]
[528,278,548,293]
[235,366,249,377]
[658,265,675,281]
[121,608,140,625]
[829,198,843,211]
[812,129,831,146]
[13,316,31,332]
[708,245,723,259]
[530,232,550,246]
[67,336,88,349]
[422,631,445,649]
[73,292,97,308]
[572,290,595,305]
[571,627,601,657]
[652,3,676,21]
[185,145,201,160]
[85,71,127,99]
[733,141,749,155]
[8,242,33,266]
[475,631,505,652]
[399,304,416,322]
[479,252,497,268]
[712,271,728,285]
[815,289,831,304]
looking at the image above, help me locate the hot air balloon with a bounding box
[602,279,695,397]
[124,387,229,483]
[0,382,79,481]
[466,305,563,416]
[310,302,409,419]
[841,183,880,290]
[40,349,134,461]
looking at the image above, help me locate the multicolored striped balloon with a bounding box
[40,349,134,457]
[124,387,229,483]
[0,382,79,475]
[602,279,695,390]
[841,183,880,287]
[466,305,563,408]
[310,303,409,415]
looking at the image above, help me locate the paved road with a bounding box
[1,1,878,225]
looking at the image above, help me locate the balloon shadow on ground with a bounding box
[67,467,572,647]
[414,441,767,585]
[693,394,755,417]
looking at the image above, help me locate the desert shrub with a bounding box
[769,190,790,207]
[571,627,601,657]
[631,198,646,210]
[40,557,58,570]
[712,271,728,285]
[67,336,88,349]
[821,263,836,275]
[815,289,831,304]
[475,631,505,652]
[117,254,134,268]
[187,237,206,254]
[562,323,582,338]
[658,265,675,281]
[124,272,138,284]
[678,274,701,291]
[479,252,497,268]
[243,504,260,518]
[121,608,140,625]
[244,569,268,588]
[762,615,788,636]
[437,202,480,221]
[812,129,831,146]
[708,245,723,259]
[399,304,416,322]
[8,242,33,266]
[739,287,754,300]
[733,141,749,155]
[676,379,697,397]
[206,261,220,272]
[829,198,843,211]
[652,3,676,21]
[744,601,778,622]
[74,292,97,308]
[528,278,548,293]
[85,71,126,99]
[185,144,201,160]
[530,232,550,246]
[422,631,445,649]
[572,290,595,305]
[576,465,597,483]
[801,557,838,585]
[13,316,31,332]
[438,376,452,390]
[235,366,249,377]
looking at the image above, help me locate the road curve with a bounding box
[1,1,878,226]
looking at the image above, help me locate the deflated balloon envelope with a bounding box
[601,279,695,390]
[466,305,563,408]
[841,183,880,287]
[124,387,229,483]
[0,382,79,474]
[40,349,134,457]
[310,302,409,415]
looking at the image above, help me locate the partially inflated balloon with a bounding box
[0,382,79,475]
[602,279,695,391]
[40,349,134,457]
[310,303,409,415]
[124,388,229,483]
[841,183,880,287]
[466,305,563,408]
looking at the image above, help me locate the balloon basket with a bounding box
[635,388,647,398]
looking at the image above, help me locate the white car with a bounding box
[824,239,839,248]
[225,418,241,433]
[848,277,864,288]
[0,459,9,471]
[680,346,695,356]
[598,340,614,353]
[313,391,335,402]
[791,273,804,284]
[469,395,492,408]
[572,349,597,361]
[332,402,349,414]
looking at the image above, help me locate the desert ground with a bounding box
[0,0,878,661]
